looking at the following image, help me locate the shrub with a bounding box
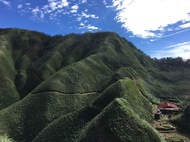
[0,135,14,142]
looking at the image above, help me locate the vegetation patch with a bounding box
[0,28,189,141]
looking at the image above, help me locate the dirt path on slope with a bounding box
[152,105,190,142]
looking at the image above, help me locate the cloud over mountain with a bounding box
[1,0,190,59]
[152,41,190,59]
[110,0,190,39]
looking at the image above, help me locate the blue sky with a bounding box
[0,0,190,59]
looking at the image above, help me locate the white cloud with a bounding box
[18,4,22,9]
[180,22,190,29]
[87,25,99,30]
[151,41,190,59]
[32,6,40,15]
[162,28,190,38]
[75,11,99,21]
[49,1,58,11]
[70,9,77,13]
[31,6,45,21]
[110,0,190,38]
[80,22,85,26]
[47,0,69,12]
[166,41,190,49]
[0,0,11,7]
[81,0,87,3]
[103,0,107,5]
[90,14,98,19]
[25,3,31,6]
[16,0,99,32]
[70,4,79,13]
[81,11,90,18]
[59,0,69,8]
[76,16,82,21]
[26,0,70,21]
[78,22,99,31]
[82,12,98,19]
[71,5,79,10]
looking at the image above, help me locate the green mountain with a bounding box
[0,28,189,142]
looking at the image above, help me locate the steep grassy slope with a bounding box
[33,98,164,142]
[0,35,20,109]
[0,28,189,141]
[0,92,98,141]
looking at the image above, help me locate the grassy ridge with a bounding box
[32,98,163,142]
[30,32,145,94]
[93,78,153,122]
[0,28,189,141]
[91,98,164,142]
[0,92,98,141]
[32,106,102,142]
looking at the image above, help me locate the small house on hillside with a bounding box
[158,102,179,114]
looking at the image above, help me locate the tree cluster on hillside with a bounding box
[154,57,190,71]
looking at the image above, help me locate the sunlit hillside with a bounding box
[0,28,189,142]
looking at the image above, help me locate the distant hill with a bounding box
[0,28,189,141]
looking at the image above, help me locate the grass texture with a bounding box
[0,28,189,141]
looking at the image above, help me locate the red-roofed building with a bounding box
[158,102,180,114]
